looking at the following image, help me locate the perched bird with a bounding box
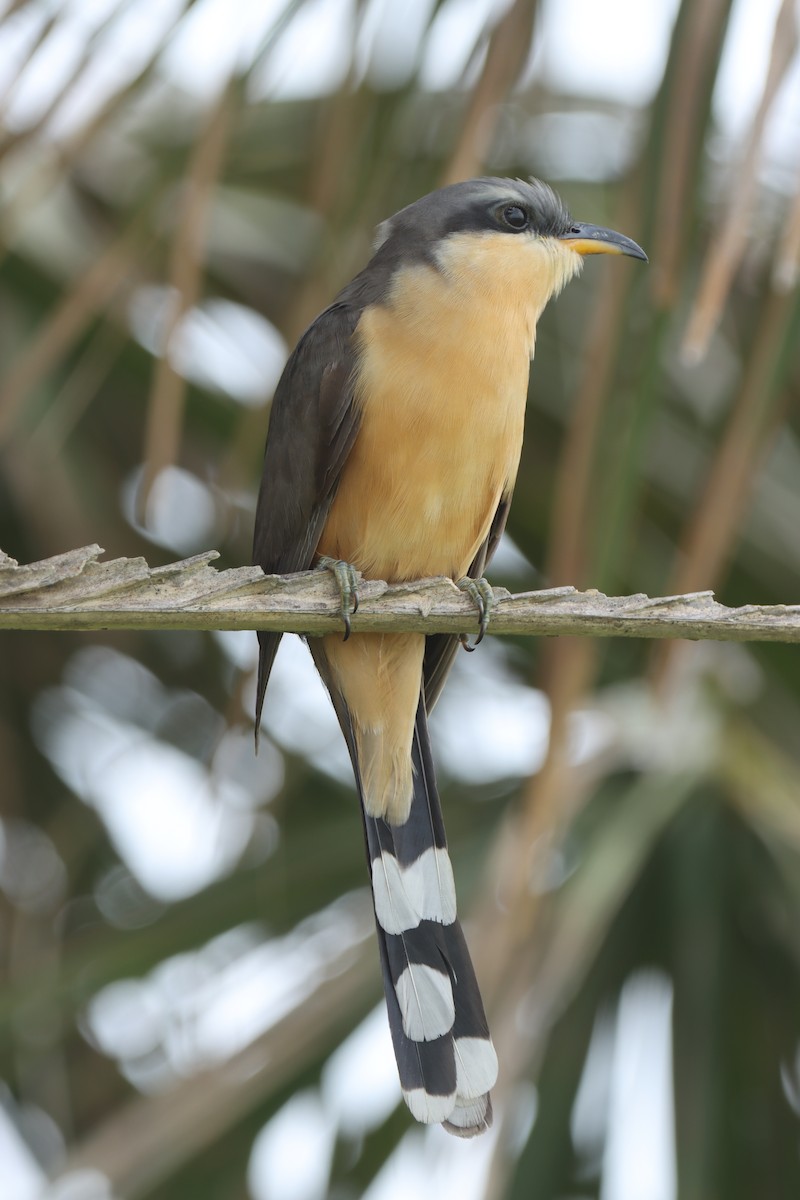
[253,177,646,1136]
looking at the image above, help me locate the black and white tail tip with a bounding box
[364,708,498,1136]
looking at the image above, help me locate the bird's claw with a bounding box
[456,576,495,651]
[317,556,360,640]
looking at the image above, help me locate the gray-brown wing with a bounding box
[422,494,512,713]
[253,303,362,730]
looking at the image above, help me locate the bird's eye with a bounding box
[502,205,528,231]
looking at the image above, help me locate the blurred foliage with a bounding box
[1,0,800,1197]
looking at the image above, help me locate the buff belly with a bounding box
[316,233,559,821]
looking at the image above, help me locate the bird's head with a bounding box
[370,177,647,318]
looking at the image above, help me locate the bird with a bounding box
[252,177,646,1136]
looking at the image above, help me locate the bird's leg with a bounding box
[316,555,360,640]
[456,576,495,651]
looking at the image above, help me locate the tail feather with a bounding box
[364,698,497,1134]
[376,925,458,1121]
[370,843,456,934]
[309,641,496,1136]
[254,630,282,750]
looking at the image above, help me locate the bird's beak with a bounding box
[559,222,648,262]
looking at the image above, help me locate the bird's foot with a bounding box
[456,576,495,652]
[317,556,360,640]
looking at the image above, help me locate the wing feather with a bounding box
[252,304,362,731]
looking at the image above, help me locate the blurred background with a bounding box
[1,0,800,1196]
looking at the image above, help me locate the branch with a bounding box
[1,544,799,642]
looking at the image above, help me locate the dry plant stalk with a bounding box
[441,0,538,186]
[682,0,799,361]
[0,221,146,443]
[0,12,57,116]
[2,544,799,641]
[773,167,800,291]
[652,284,798,688]
[137,83,235,520]
[650,0,733,309]
[0,2,187,253]
[0,3,121,169]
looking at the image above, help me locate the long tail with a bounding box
[308,643,497,1134]
[359,695,497,1135]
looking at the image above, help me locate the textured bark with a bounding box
[1,544,798,643]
